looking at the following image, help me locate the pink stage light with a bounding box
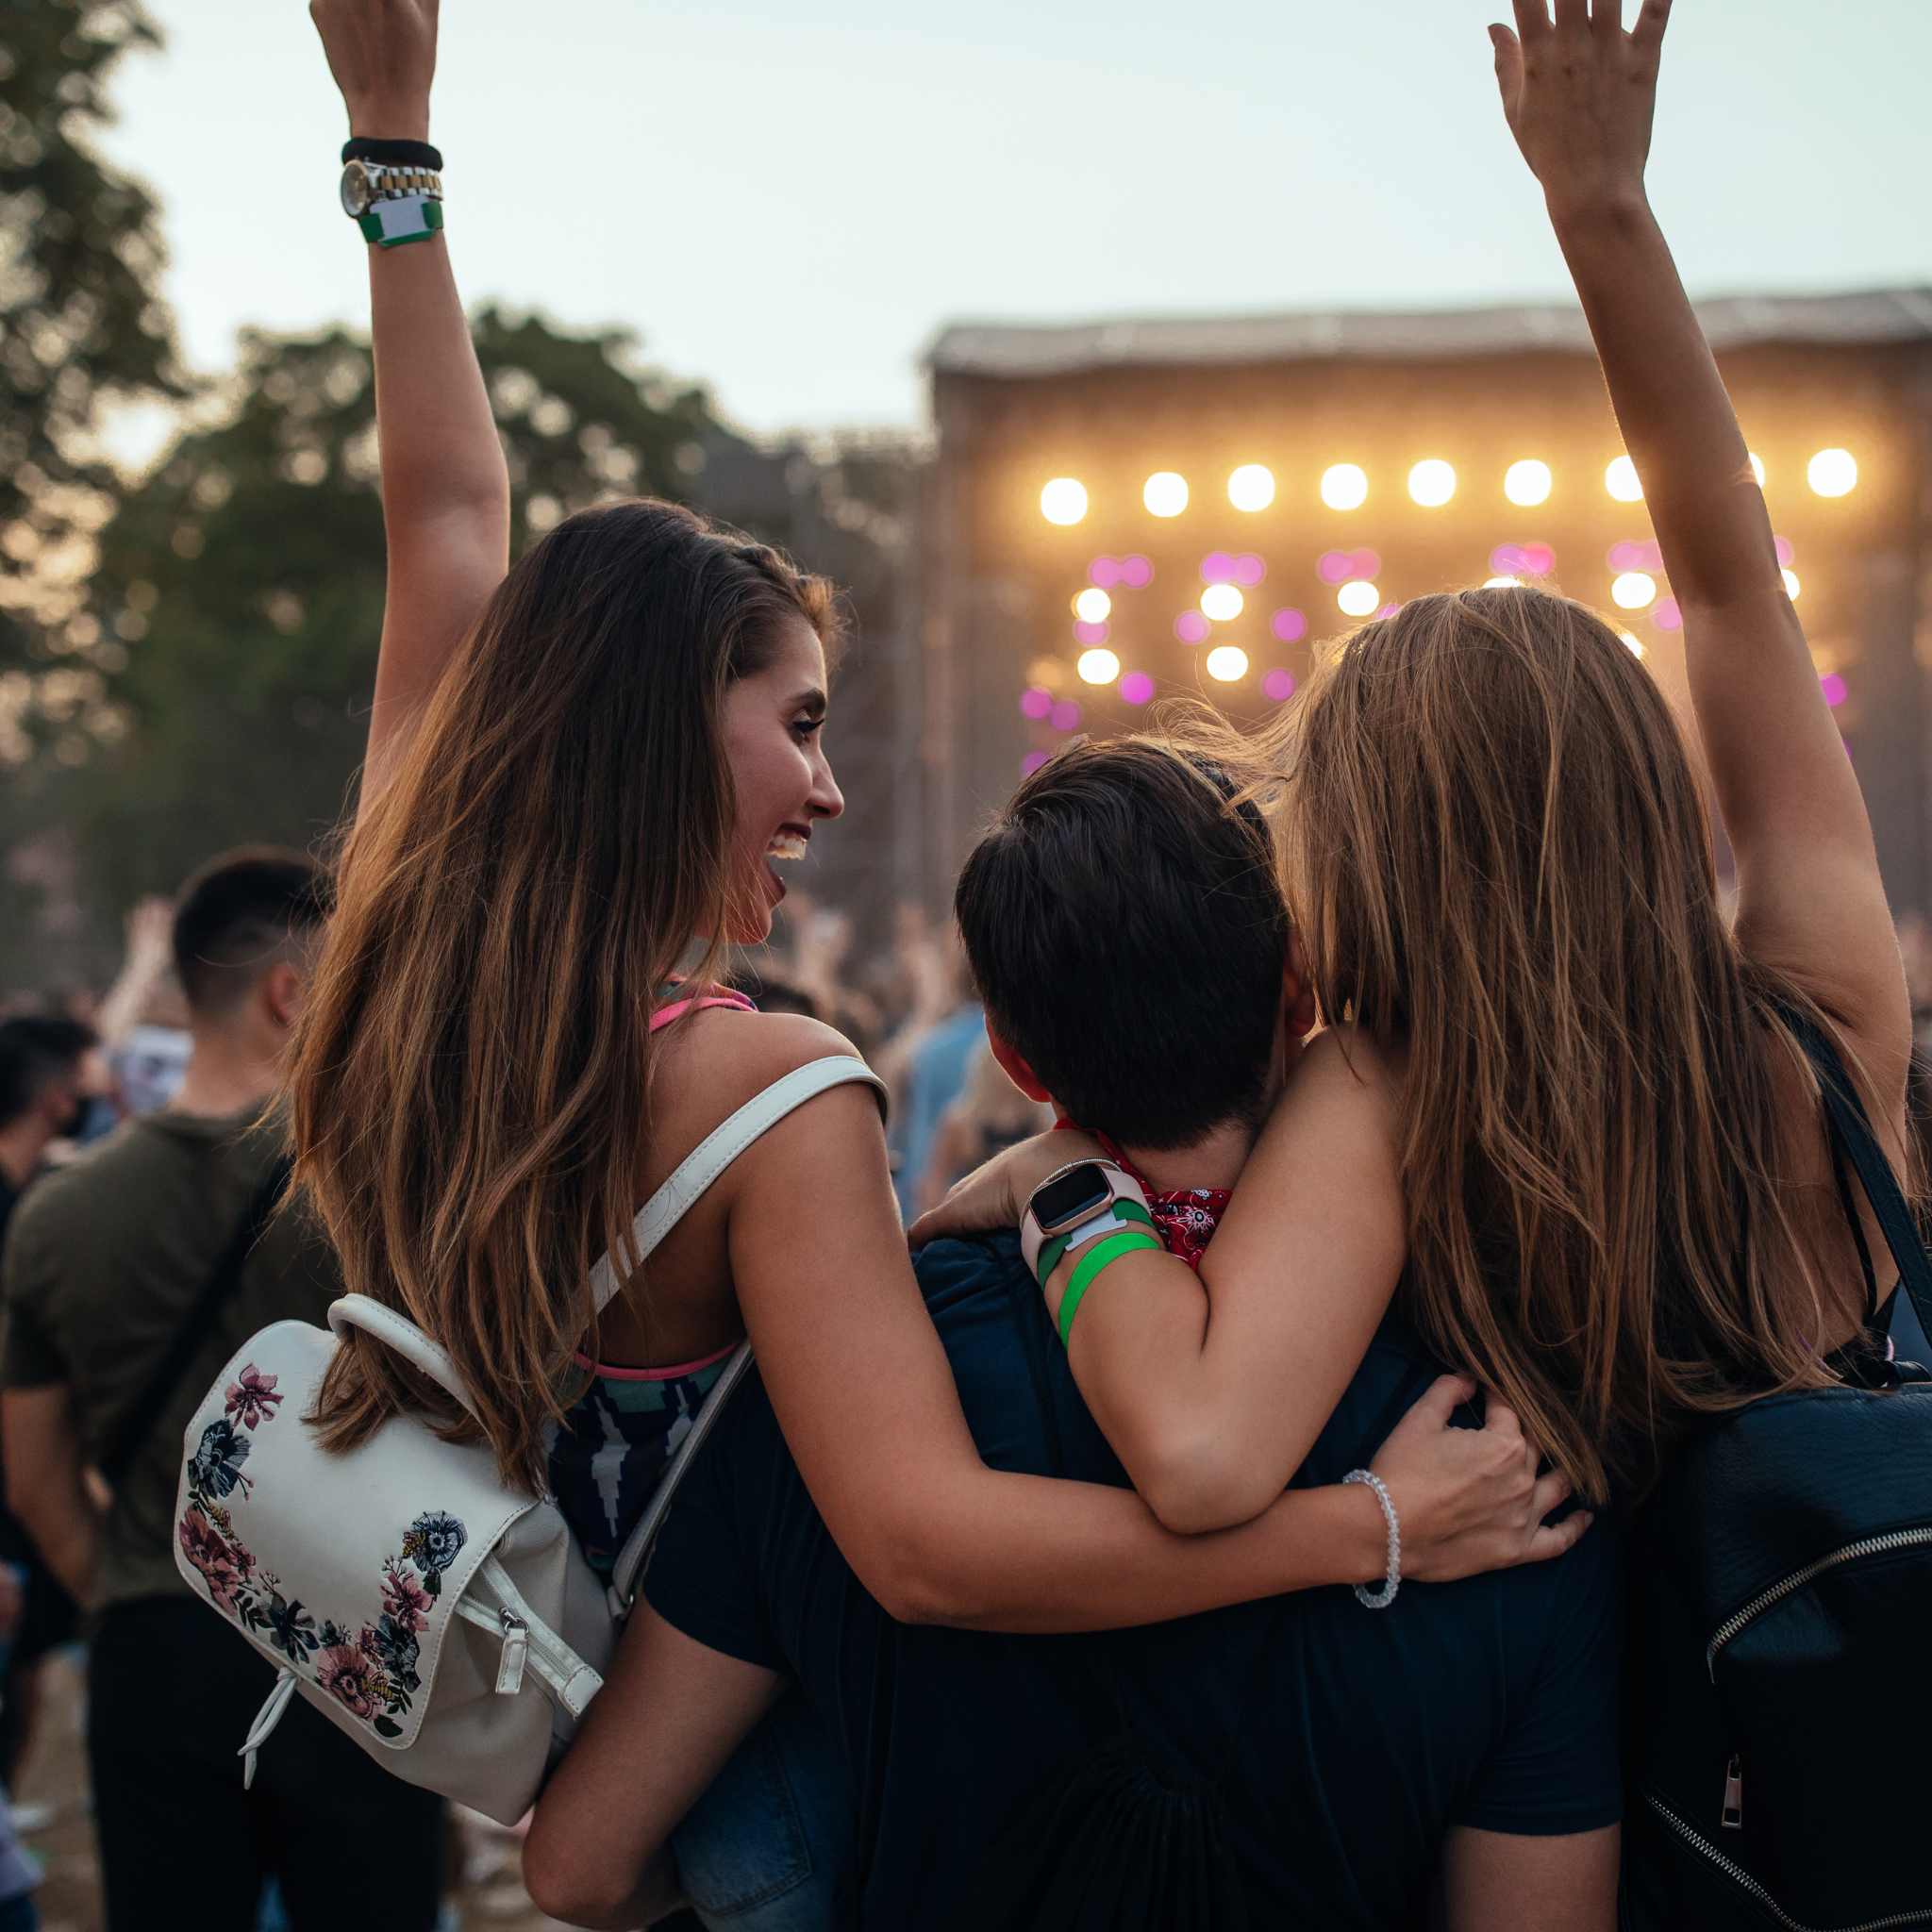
[1491,543,1528,575]
[1821,673,1847,708]
[1774,537,1793,566]
[1020,685,1053,720]
[1089,557,1123,589]
[1174,611,1211,644]
[1233,553,1266,586]
[1317,550,1354,585]
[1351,549,1381,580]
[1074,620,1109,645]
[1022,750,1051,775]
[1119,671,1155,705]
[1520,541,1555,576]
[1049,699,1082,732]
[1201,551,1237,584]
[1607,539,1664,573]
[1262,668,1296,702]
[1652,597,1682,630]
[1271,608,1307,642]
[1374,603,1401,620]
[1120,555,1153,587]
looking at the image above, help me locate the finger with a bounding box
[1489,25,1524,108]
[1477,1390,1525,1442]
[1407,1373,1479,1428]
[1590,0,1623,42]
[1508,0,1554,44]
[1528,1466,1574,1522]
[1524,1509,1594,1562]
[1631,0,1671,55]
[1551,0,1591,34]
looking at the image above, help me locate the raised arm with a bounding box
[308,0,511,803]
[1492,0,1909,1101]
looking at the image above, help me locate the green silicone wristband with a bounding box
[1057,1227,1161,1349]
[1034,1198,1158,1291]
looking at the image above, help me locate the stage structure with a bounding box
[922,292,1932,916]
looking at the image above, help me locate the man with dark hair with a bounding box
[0,849,445,1932]
[0,1018,98,1235]
[525,738,1622,1932]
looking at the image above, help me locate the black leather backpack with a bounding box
[1622,1011,1932,1930]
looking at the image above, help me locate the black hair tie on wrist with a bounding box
[341,137,443,170]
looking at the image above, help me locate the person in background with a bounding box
[0,849,445,1932]
[94,897,195,1122]
[885,928,985,1223]
[917,1041,1053,1217]
[0,1022,96,1232]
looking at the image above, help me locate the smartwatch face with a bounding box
[341,161,375,217]
[1032,1163,1114,1237]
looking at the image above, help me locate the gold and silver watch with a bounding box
[340,155,444,249]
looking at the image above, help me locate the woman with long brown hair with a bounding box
[294,2,1577,1918]
[923,0,1912,1539]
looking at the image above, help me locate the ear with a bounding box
[1282,930,1318,1040]
[986,1027,1054,1106]
[259,960,305,1033]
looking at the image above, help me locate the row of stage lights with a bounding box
[1039,448,1860,525]
[1024,532,1836,749]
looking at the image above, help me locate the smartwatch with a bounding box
[1021,1160,1153,1285]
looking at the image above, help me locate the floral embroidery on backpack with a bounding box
[176,1363,468,1741]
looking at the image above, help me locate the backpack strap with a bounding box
[588,1055,887,1315]
[98,1155,292,1488]
[605,1339,758,1619]
[1775,1005,1932,1344]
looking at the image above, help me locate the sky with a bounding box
[96,1,1932,440]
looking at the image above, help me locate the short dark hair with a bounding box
[0,1016,95,1127]
[953,738,1289,1151]
[172,847,334,1018]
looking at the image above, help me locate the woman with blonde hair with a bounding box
[924,0,1912,1555]
[291,2,1576,1921]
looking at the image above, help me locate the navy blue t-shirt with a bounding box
[646,1234,1623,1927]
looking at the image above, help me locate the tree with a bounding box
[0,0,182,698]
[0,307,724,977]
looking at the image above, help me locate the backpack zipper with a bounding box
[1705,1524,1932,1678]
[1641,1790,1932,1932]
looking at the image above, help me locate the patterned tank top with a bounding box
[545,987,756,1574]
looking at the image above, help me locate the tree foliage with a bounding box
[0,0,182,692]
[16,308,722,964]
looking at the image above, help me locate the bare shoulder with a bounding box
[643,1008,879,1192]
[1293,1024,1407,1108]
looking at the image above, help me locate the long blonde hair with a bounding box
[1259,587,1878,1502]
[289,499,835,1495]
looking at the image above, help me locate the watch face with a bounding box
[340,160,375,218]
[1032,1164,1113,1237]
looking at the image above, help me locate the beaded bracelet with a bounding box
[1342,1469,1401,1609]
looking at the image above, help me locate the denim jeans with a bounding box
[671,1686,853,1931]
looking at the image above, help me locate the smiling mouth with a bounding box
[766,832,808,862]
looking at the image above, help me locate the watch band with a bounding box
[341,158,444,218]
[1020,1161,1151,1283]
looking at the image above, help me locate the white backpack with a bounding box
[171,1056,885,1825]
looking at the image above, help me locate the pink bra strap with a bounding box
[571,1338,741,1382]
[650,989,758,1032]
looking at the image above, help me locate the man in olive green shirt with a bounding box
[0,850,443,1932]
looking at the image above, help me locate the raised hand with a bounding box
[1490,0,1669,217]
[309,0,438,141]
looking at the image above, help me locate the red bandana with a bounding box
[1053,1123,1230,1274]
